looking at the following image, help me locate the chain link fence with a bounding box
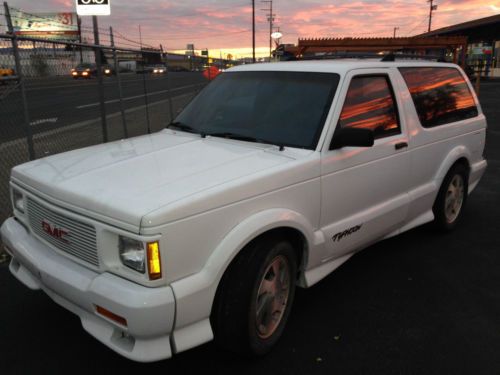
[0,29,217,236]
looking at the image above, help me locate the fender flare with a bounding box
[434,145,471,185]
[170,208,318,346]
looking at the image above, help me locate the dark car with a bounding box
[71,63,113,79]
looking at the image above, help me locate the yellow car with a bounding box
[0,66,18,84]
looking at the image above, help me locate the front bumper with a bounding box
[1,217,175,362]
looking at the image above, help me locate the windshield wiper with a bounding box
[205,132,260,142]
[206,132,285,151]
[166,121,199,134]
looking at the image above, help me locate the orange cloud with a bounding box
[6,0,500,56]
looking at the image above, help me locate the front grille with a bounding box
[27,198,99,267]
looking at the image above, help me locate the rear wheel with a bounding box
[433,163,469,231]
[211,234,297,356]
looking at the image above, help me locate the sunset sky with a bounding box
[5,0,500,58]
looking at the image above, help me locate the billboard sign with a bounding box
[11,11,79,40]
[76,0,111,16]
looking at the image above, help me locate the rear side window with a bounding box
[399,67,478,128]
[339,75,400,139]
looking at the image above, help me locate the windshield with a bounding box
[173,71,340,149]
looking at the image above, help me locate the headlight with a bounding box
[119,236,145,273]
[153,69,158,73]
[12,189,24,213]
[104,69,111,74]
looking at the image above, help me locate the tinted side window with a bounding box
[399,67,478,128]
[339,76,400,139]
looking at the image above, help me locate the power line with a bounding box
[161,2,249,18]
[135,29,251,41]
[406,16,429,35]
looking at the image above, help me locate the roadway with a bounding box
[0,72,206,142]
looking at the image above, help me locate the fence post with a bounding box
[160,44,174,123]
[92,15,108,143]
[4,2,35,160]
[77,16,83,64]
[110,27,128,138]
[138,25,151,134]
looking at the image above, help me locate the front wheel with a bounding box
[211,235,297,356]
[433,163,469,231]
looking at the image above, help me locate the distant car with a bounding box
[0,66,18,84]
[152,65,166,74]
[71,63,113,79]
[136,65,166,74]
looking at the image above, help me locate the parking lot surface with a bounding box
[0,80,499,375]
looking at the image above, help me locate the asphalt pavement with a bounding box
[0,81,499,375]
[0,72,205,141]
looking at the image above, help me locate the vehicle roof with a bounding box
[229,59,461,74]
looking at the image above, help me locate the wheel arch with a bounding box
[434,146,471,185]
[170,208,316,353]
[207,209,314,289]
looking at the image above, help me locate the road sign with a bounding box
[76,0,111,16]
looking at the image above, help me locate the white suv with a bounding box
[1,59,487,362]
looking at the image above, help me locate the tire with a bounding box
[433,163,469,231]
[211,234,297,356]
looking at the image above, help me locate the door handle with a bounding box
[395,142,408,150]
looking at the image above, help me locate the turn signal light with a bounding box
[96,305,127,327]
[147,241,162,280]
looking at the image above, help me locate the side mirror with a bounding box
[330,127,374,150]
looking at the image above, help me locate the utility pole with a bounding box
[393,27,399,38]
[261,0,274,59]
[252,0,255,63]
[428,0,438,32]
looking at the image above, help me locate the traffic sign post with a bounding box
[75,0,111,142]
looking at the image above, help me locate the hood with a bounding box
[12,130,296,228]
